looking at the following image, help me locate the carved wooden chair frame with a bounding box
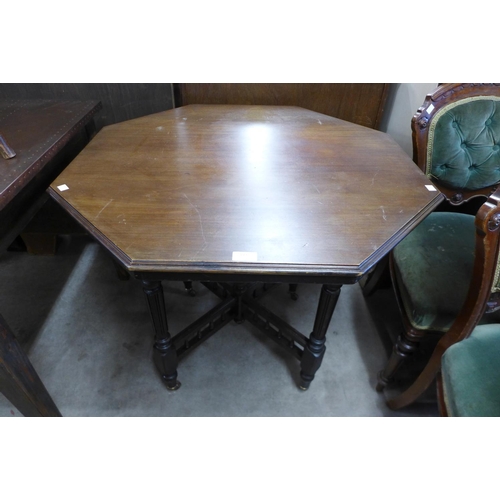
[412,83,500,203]
[384,83,500,409]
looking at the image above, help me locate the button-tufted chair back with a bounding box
[428,97,500,190]
[412,84,500,204]
[412,84,500,295]
[378,84,500,411]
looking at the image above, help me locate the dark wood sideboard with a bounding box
[0,99,101,416]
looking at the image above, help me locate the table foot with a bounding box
[142,280,180,391]
[299,337,326,389]
[299,284,341,389]
[162,376,181,391]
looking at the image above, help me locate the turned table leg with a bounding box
[233,283,247,324]
[299,284,341,390]
[142,280,180,390]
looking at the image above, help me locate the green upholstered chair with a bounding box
[438,323,500,416]
[377,83,500,410]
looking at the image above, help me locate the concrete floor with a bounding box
[0,235,439,417]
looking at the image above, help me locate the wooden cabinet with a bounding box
[174,83,389,129]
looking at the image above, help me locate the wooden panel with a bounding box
[50,105,442,278]
[0,84,174,131]
[175,84,389,129]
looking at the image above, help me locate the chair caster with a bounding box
[290,292,299,301]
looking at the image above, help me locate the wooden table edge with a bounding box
[49,187,443,283]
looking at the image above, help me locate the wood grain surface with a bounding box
[49,105,442,278]
[0,84,173,132]
[175,84,389,129]
[0,100,101,210]
[0,99,101,417]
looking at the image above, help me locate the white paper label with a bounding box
[426,103,435,114]
[425,184,437,191]
[57,184,69,192]
[232,251,258,262]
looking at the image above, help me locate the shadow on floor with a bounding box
[0,237,441,416]
[0,235,95,352]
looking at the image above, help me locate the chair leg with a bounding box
[376,327,425,391]
[386,353,443,410]
[436,372,448,416]
[288,284,298,300]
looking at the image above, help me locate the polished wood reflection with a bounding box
[49,105,442,279]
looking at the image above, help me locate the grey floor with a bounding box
[0,235,439,417]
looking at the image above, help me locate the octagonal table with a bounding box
[48,105,443,391]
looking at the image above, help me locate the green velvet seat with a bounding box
[441,323,500,416]
[392,212,476,332]
[377,84,500,411]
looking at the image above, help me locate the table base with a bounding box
[141,280,341,391]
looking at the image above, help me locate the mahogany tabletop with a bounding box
[49,105,443,282]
